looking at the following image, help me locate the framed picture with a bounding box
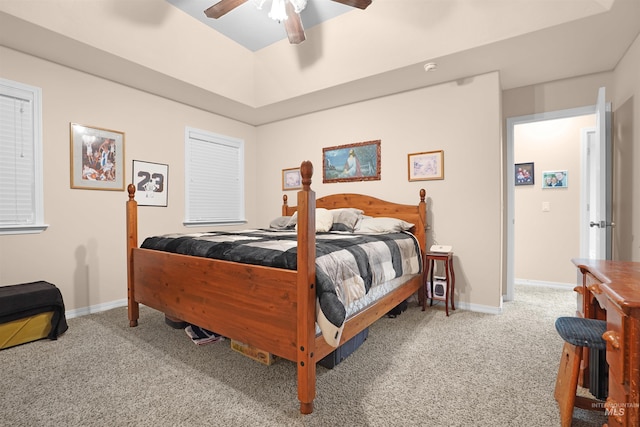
[282,167,302,191]
[515,162,535,186]
[70,123,125,190]
[542,170,568,188]
[322,140,381,183]
[408,150,444,181]
[132,160,169,206]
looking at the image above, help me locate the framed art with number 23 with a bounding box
[132,160,168,207]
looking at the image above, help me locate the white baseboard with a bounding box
[514,278,574,290]
[65,298,128,319]
[429,300,503,315]
[457,301,503,315]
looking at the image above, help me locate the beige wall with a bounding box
[611,34,640,262]
[255,73,504,310]
[503,72,614,118]
[0,46,258,312]
[2,30,639,315]
[0,49,505,313]
[503,32,640,289]
[514,115,595,285]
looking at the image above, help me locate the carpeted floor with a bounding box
[0,285,608,426]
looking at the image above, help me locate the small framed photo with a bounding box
[282,167,302,191]
[132,160,169,206]
[408,150,444,181]
[322,140,381,183]
[515,162,534,186]
[70,123,125,190]
[542,170,568,188]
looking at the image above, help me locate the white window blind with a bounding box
[184,127,245,226]
[0,78,47,235]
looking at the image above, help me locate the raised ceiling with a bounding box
[166,0,356,51]
[0,0,639,125]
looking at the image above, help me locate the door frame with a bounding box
[505,105,596,302]
[580,127,597,259]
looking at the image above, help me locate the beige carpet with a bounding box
[0,285,607,426]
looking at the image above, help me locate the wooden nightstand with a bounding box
[423,251,455,316]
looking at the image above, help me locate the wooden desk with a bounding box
[572,259,640,427]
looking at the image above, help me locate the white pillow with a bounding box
[291,208,334,233]
[315,208,334,232]
[354,217,414,233]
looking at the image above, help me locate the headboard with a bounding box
[282,189,427,253]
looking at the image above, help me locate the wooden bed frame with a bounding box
[126,160,426,414]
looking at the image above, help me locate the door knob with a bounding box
[590,221,616,228]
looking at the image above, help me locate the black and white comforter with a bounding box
[140,229,422,347]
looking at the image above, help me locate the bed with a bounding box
[126,160,427,414]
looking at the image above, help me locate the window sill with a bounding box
[0,224,49,235]
[183,220,247,227]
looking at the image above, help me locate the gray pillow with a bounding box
[269,216,294,230]
[329,208,364,232]
[354,217,414,233]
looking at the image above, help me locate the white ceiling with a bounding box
[166,0,356,51]
[0,0,639,126]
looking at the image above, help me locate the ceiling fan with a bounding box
[204,0,372,45]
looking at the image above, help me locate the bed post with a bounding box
[126,184,139,327]
[296,160,316,414]
[282,194,288,216]
[418,189,427,306]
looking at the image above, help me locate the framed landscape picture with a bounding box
[322,140,381,183]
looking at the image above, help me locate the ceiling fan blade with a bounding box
[331,0,372,10]
[204,0,249,19]
[284,2,306,44]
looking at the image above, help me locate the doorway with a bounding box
[506,106,596,301]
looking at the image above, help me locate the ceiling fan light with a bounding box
[268,0,288,21]
[289,0,307,13]
[253,0,268,10]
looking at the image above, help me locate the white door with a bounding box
[587,87,613,260]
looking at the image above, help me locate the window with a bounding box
[0,78,47,235]
[184,127,245,226]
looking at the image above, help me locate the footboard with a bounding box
[125,160,426,415]
[130,249,300,360]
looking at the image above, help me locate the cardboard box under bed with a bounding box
[0,281,68,350]
[231,328,369,368]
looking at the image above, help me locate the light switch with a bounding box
[542,202,550,212]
